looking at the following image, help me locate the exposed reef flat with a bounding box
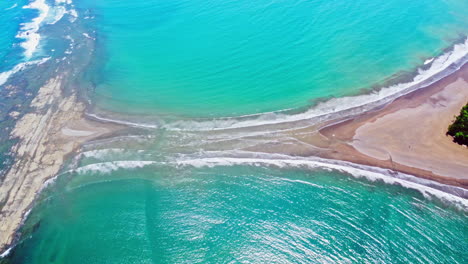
[0,76,123,251]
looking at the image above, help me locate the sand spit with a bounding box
[1,58,467,256]
[0,77,122,252]
[209,65,468,188]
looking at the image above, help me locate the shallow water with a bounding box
[78,0,468,117]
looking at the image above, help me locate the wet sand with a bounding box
[319,64,468,187]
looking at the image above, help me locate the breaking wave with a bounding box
[0,57,50,86]
[17,0,50,59]
[175,156,468,210]
[0,0,76,87]
[74,161,158,174]
[69,151,468,211]
[88,38,468,132]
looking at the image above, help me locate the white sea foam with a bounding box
[46,0,77,25]
[163,39,468,131]
[68,9,77,17]
[81,148,149,160]
[5,3,18,10]
[424,57,434,65]
[85,38,468,131]
[0,0,74,87]
[86,113,158,128]
[68,150,467,210]
[174,156,468,210]
[0,57,50,86]
[17,0,51,59]
[67,9,78,22]
[62,35,75,55]
[81,148,127,159]
[74,161,157,174]
[41,175,59,191]
[0,247,12,258]
[55,0,72,4]
[82,33,94,40]
[47,5,66,25]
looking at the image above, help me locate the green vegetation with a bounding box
[447,103,468,146]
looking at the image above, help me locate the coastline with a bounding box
[1,0,466,260]
[176,56,468,191]
[120,38,467,131]
[0,60,467,257]
[1,56,467,257]
[0,28,467,258]
[318,63,468,188]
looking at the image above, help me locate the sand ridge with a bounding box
[353,78,468,178]
[318,65,468,187]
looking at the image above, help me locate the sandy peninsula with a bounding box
[318,64,468,187]
[229,64,468,189]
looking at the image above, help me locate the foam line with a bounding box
[67,152,467,210]
[0,57,50,86]
[174,156,468,210]
[74,161,158,174]
[17,0,51,58]
[88,38,468,131]
[5,3,18,10]
[166,39,468,130]
[47,6,66,25]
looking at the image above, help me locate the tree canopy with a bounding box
[447,103,468,146]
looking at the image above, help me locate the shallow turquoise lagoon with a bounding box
[78,0,468,117]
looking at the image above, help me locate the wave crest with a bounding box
[69,152,468,211]
[0,58,50,86]
[74,161,157,174]
[175,156,468,210]
[88,38,468,132]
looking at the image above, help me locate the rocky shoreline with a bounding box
[0,76,123,252]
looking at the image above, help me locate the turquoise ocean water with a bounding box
[0,0,26,73]
[6,165,468,263]
[79,0,468,117]
[1,0,468,263]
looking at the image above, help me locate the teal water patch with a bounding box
[78,0,468,117]
[6,166,467,263]
[0,0,30,73]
